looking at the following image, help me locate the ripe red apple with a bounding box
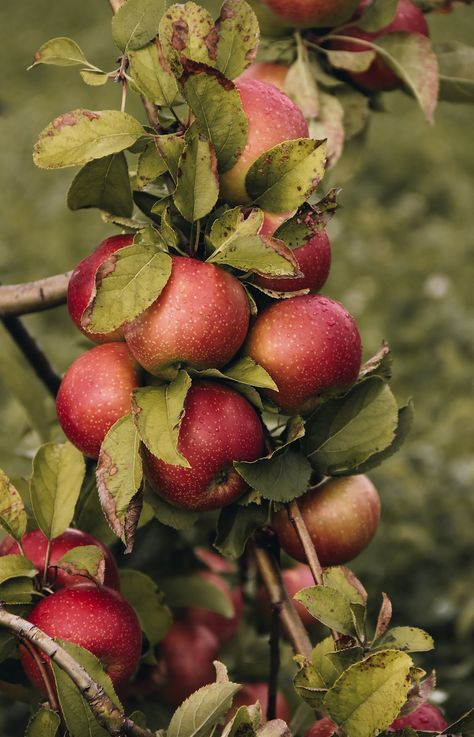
[305,718,338,737]
[259,563,316,627]
[0,528,120,590]
[67,234,133,343]
[272,475,381,566]
[229,682,292,722]
[20,584,142,690]
[330,0,429,91]
[254,230,331,294]
[389,703,448,731]
[260,0,360,28]
[185,570,243,644]
[246,294,361,414]
[194,546,236,573]
[239,62,289,92]
[247,0,292,36]
[219,79,308,206]
[123,257,250,379]
[56,342,141,459]
[144,381,265,510]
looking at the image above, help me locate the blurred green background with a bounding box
[0,0,473,730]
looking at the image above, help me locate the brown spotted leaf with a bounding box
[215,0,260,80]
[56,545,105,585]
[0,469,27,541]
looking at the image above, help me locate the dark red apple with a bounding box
[20,584,142,690]
[144,381,265,510]
[123,257,250,379]
[219,79,308,206]
[246,294,361,414]
[389,703,448,732]
[67,234,133,343]
[56,342,141,459]
[305,718,338,737]
[239,62,289,92]
[260,0,360,28]
[259,563,316,627]
[0,528,120,590]
[272,475,381,566]
[185,570,243,644]
[254,230,331,294]
[194,546,236,573]
[229,682,292,722]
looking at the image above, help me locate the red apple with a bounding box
[330,0,429,91]
[185,570,243,644]
[67,234,133,343]
[229,682,292,722]
[20,584,142,690]
[260,0,360,28]
[123,257,250,379]
[0,528,120,590]
[56,342,141,459]
[239,62,289,92]
[259,563,316,627]
[219,79,308,206]
[246,294,361,414]
[254,230,331,293]
[144,380,265,510]
[247,0,292,36]
[305,718,338,737]
[389,703,448,731]
[272,475,381,566]
[194,546,236,573]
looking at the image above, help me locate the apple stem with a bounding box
[287,500,324,586]
[1,315,61,398]
[20,637,61,715]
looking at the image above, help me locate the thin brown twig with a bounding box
[267,533,281,721]
[288,500,324,585]
[1,315,61,398]
[20,637,60,714]
[0,272,71,318]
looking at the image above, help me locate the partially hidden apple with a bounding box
[229,682,292,722]
[247,0,292,36]
[123,257,250,379]
[56,342,141,458]
[259,0,360,28]
[246,294,361,414]
[305,718,338,737]
[144,380,265,510]
[0,528,120,590]
[389,703,448,732]
[67,234,133,343]
[185,569,243,645]
[272,475,381,566]
[239,62,289,92]
[20,583,142,690]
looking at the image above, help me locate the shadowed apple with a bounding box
[185,569,243,645]
[259,0,360,28]
[389,703,448,732]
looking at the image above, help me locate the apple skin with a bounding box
[259,563,317,627]
[229,682,292,722]
[305,718,338,737]
[123,257,250,379]
[272,475,381,566]
[20,583,142,691]
[144,381,265,511]
[185,570,243,645]
[247,0,292,36]
[219,79,308,206]
[260,0,360,28]
[56,342,141,459]
[246,294,361,415]
[254,230,331,294]
[239,62,289,92]
[67,234,133,343]
[389,703,448,732]
[330,0,429,91]
[0,528,120,591]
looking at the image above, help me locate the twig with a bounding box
[0,607,155,737]
[1,315,61,398]
[0,272,71,317]
[20,637,60,714]
[266,532,281,721]
[288,500,324,586]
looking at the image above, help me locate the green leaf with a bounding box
[312,637,345,689]
[120,569,172,650]
[28,37,90,69]
[155,134,186,183]
[56,545,105,585]
[208,207,263,250]
[285,57,320,118]
[245,139,327,212]
[84,240,172,334]
[372,626,434,654]
[326,49,375,73]
[136,141,168,187]
[354,0,398,32]
[80,69,109,86]
[25,707,60,737]
[435,41,474,104]
[219,357,277,391]
[67,153,133,217]
[308,93,344,168]
[222,704,261,737]
[33,110,145,169]
[168,681,241,737]
[112,0,166,52]
[235,447,311,503]
[335,88,370,141]
[128,40,179,106]
[323,566,367,606]
[0,468,27,541]
[0,577,35,604]
[173,127,219,222]
[273,191,339,250]
[0,555,37,585]
[293,656,327,711]
[214,502,270,559]
[208,234,298,277]
[215,0,260,80]
[132,371,191,467]
[145,487,199,529]
[323,650,414,737]
[159,2,217,72]
[96,414,143,552]
[358,343,392,382]
[160,575,234,617]
[180,61,248,173]
[30,441,85,539]
[295,585,356,636]
[302,378,399,475]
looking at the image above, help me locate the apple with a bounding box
[229,682,292,722]
[56,342,141,459]
[194,546,236,573]
[330,0,429,91]
[20,583,142,690]
[254,229,331,294]
[246,0,292,36]
[246,294,361,414]
[67,234,133,343]
[0,528,120,590]
[185,570,243,644]
[219,79,308,206]
[259,563,317,627]
[305,718,338,737]
[123,257,250,379]
[389,703,448,732]
[272,475,381,566]
[259,0,360,28]
[144,380,265,511]
[239,62,289,92]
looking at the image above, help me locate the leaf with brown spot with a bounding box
[215,0,260,80]
[128,39,179,107]
[0,469,27,541]
[208,234,299,278]
[159,2,217,73]
[56,545,105,586]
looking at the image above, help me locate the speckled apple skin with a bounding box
[20,584,142,690]
[389,703,448,732]
[255,230,331,293]
[123,257,250,379]
[261,0,359,27]
[144,381,265,511]
[219,79,309,205]
[185,570,243,644]
[239,62,289,91]
[56,342,141,459]
[247,294,361,414]
[272,475,381,566]
[229,683,292,723]
[0,528,120,591]
[67,234,133,343]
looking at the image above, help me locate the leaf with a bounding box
[445,707,474,736]
[132,371,191,467]
[128,40,179,106]
[0,577,35,604]
[258,721,291,737]
[167,681,241,737]
[33,110,145,169]
[96,414,143,552]
[67,153,133,217]
[160,575,234,617]
[112,0,166,52]
[274,191,339,249]
[219,357,277,390]
[372,626,434,654]
[80,69,109,86]
[245,139,327,212]
[335,87,370,140]
[323,650,414,737]
[208,234,298,277]
[173,127,219,222]
[323,567,367,606]
[30,441,85,539]
[293,656,327,711]
[56,545,105,585]
[222,704,261,737]
[0,555,37,585]
[136,140,168,187]
[159,2,217,72]
[180,61,248,173]
[208,207,263,250]
[120,569,172,649]
[25,707,60,737]
[308,93,345,168]
[326,50,376,73]
[155,134,186,183]
[29,37,90,69]
[358,342,392,382]
[214,502,270,559]
[0,468,27,541]
[215,0,260,80]
[84,240,172,334]
[355,0,398,32]
[295,586,356,636]
[145,488,199,529]
[435,41,474,104]
[285,57,319,118]
[235,447,311,503]
[373,592,392,641]
[312,637,345,689]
